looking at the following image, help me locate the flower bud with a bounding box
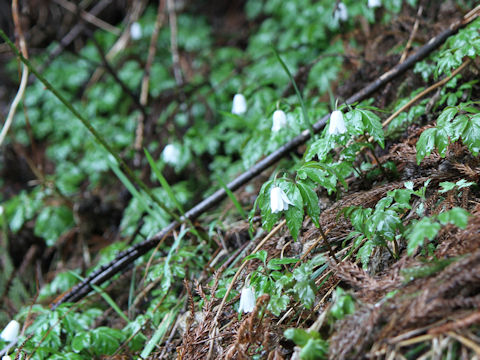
[1,320,20,343]
[130,22,142,40]
[270,186,293,213]
[328,110,347,135]
[162,144,180,165]
[334,2,348,22]
[271,110,287,132]
[368,0,381,8]
[238,286,255,313]
[231,94,247,115]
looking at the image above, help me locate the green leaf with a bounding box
[293,280,315,309]
[297,180,321,227]
[91,327,125,356]
[244,250,268,264]
[416,128,437,164]
[357,240,375,269]
[34,205,74,246]
[268,294,290,316]
[267,257,299,270]
[358,109,384,148]
[71,331,91,353]
[460,114,480,155]
[300,338,328,360]
[436,107,458,128]
[406,218,441,256]
[344,109,364,135]
[437,207,470,228]
[438,181,457,193]
[284,328,310,347]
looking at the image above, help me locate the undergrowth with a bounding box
[1,1,480,359]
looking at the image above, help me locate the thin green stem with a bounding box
[0,30,182,225]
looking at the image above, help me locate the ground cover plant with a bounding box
[1,0,480,359]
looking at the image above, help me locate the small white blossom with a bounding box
[328,110,347,135]
[270,186,293,213]
[0,320,20,343]
[334,2,348,22]
[368,0,381,8]
[231,94,247,115]
[238,286,255,313]
[2,356,12,360]
[162,144,180,165]
[130,22,142,40]
[271,110,287,132]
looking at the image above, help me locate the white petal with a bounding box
[328,110,347,135]
[368,0,381,8]
[270,187,283,213]
[1,320,20,343]
[130,22,142,40]
[232,94,247,115]
[334,3,348,22]
[2,355,12,360]
[272,110,287,132]
[238,287,256,313]
[163,144,180,165]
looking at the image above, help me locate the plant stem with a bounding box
[318,224,339,263]
[369,147,387,178]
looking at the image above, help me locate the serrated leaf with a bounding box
[284,328,310,347]
[460,114,480,155]
[358,109,384,148]
[437,207,470,228]
[416,128,437,164]
[268,294,290,316]
[293,280,315,309]
[357,240,375,269]
[297,180,321,227]
[344,109,364,135]
[407,218,441,256]
[436,107,458,128]
[244,250,268,264]
[300,338,329,360]
[305,137,334,161]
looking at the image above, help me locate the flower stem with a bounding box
[318,223,339,263]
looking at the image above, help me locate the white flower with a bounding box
[162,144,180,165]
[368,0,381,8]
[271,110,287,132]
[328,110,347,135]
[334,2,348,22]
[2,355,12,360]
[130,22,142,40]
[231,94,247,115]
[238,286,255,313]
[270,186,293,213]
[0,320,20,343]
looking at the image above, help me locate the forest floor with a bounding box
[1,1,480,359]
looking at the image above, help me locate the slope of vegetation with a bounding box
[1,0,480,359]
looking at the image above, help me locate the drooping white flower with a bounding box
[270,186,293,213]
[368,0,381,8]
[238,286,256,313]
[231,94,247,115]
[2,355,12,360]
[162,144,180,165]
[0,320,20,343]
[271,110,287,132]
[328,110,347,135]
[334,2,348,22]
[130,22,142,40]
